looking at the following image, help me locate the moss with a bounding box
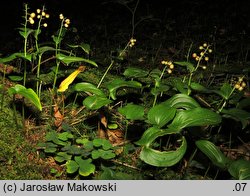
[0,90,51,179]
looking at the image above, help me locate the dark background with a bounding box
[1,0,250,56]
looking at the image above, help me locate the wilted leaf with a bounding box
[58,66,86,92]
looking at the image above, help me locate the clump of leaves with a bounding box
[38,127,116,177]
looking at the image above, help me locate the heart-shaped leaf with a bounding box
[45,131,68,146]
[55,152,72,163]
[66,160,79,174]
[93,138,113,150]
[75,156,95,176]
[91,149,116,160]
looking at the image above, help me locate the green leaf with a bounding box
[118,103,145,120]
[149,69,162,79]
[74,82,106,97]
[18,28,36,38]
[93,138,113,150]
[8,75,23,81]
[68,43,91,54]
[66,160,79,174]
[45,131,68,146]
[8,84,42,111]
[76,138,94,150]
[123,67,149,78]
[37,142,57,153]
[75,156,95,176]
[91,149,116,160]
[168,107,221,130]
[61,144,83,155]
[221,108,250,129]
[135,127,180,147]
[139,136,187,167]
[54,152,72,163]
[106,79,142,100]
[174,61,195,72]
[147,104,176,128]
[83,95,112,110]
[56,53,98,67]
[0,53,32,63]
[57,132,74,141]
[190,82,211,93]
[37,46,55,55]
[108,123,119,129]
[228,159,250,180]
[163,93,200,110]
[196,140,231,169]
[212,83,233,100]
[150,84,170,96]
[169,78,188,94]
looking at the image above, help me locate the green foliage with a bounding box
[56,53,98,67]
[106,79,142,100]
[118,103,145,120]
[39,130,116,177]
[8,84,42,111]
[196,140,231,169]
[1,2,249,180]
[139,136,187,167]
[196,140,250,180]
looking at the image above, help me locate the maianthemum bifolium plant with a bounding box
[0,3,250,180]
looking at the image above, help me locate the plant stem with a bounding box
[36,54,42,98]
[131,0,140,37]
[97,60,114,88]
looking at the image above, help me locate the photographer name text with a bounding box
[18,182,117,192]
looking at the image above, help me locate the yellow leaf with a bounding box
[58,65,86,92]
